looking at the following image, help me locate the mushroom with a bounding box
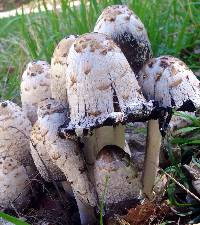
[0,100,35,176]
[59,33,163,209]
[20,60,51,124]
[94,145,141,210]
[51,35,77,104]
[138,56,200,199]
[94,5,152,74]
[31,98,97,225]
[0,156,30,210]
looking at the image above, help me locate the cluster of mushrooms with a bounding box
[0,5,200,225]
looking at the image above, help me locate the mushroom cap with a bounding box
[52,35,78,59]
[51,35,77,103]
[30,98,67,181]
[0,100,34,170]
[20,60,51,124]
[94,145,141,205]
[94,5,152,74]
[60,32,154,137]
[138,56,200,111]
[0,156,30,209]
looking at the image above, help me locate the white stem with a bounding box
[74,194,97,225]
[62,182,97,225]
[61,181,74,197]
[142,119,162,199]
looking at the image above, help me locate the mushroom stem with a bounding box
[75,196,97,225]
[62,180,96,223]
[142,119,162,199]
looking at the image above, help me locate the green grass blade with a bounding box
[99,176,109,225]
[0,212,30,225]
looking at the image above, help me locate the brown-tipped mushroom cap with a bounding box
[0,100,35,175]
[20,61,51,124]
[139,56,200,199]
[51,35,77,103]
[34,98,97,207]
[60,32,154,137]
[138,56,200,111]
[94,145,141,206]
[94,5,152,74]
[0,156,30,209]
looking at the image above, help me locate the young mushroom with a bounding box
[138,56,200,199]
[20,61,51,124]
[0,100,35,177]
[32,98,97,225]
[94,145,141,211]
[0,156,31,210]
[94,5,152,74]
[51,35,77,104]
[59,33,164,210]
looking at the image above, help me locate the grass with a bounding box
[0,0,199,100]
[0,211,30,225]
[165,112,200,223]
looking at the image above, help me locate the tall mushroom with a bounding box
[31,98,97,225]
[94,5,152,74]
[138,56,200,199]
[59,33,164,209]
[0,100,35,176]
[20,60,51,124]
[51,35,77,104]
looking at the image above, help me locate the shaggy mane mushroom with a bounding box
[32,98,97,225]
[138,56,200,199]
[21,60,51,124]
[0,100,35,209]
[51,35,77,104]
[58,33,165,215]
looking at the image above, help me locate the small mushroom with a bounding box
[94,5,152,74]
[94,145,141,209]
[32,98,97,225]
[0,156,31,210]
[59,33,162,211]
[138,56,200,198]
[0,100,35,176]
[51,35,77,104]
[20,61,51,124]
